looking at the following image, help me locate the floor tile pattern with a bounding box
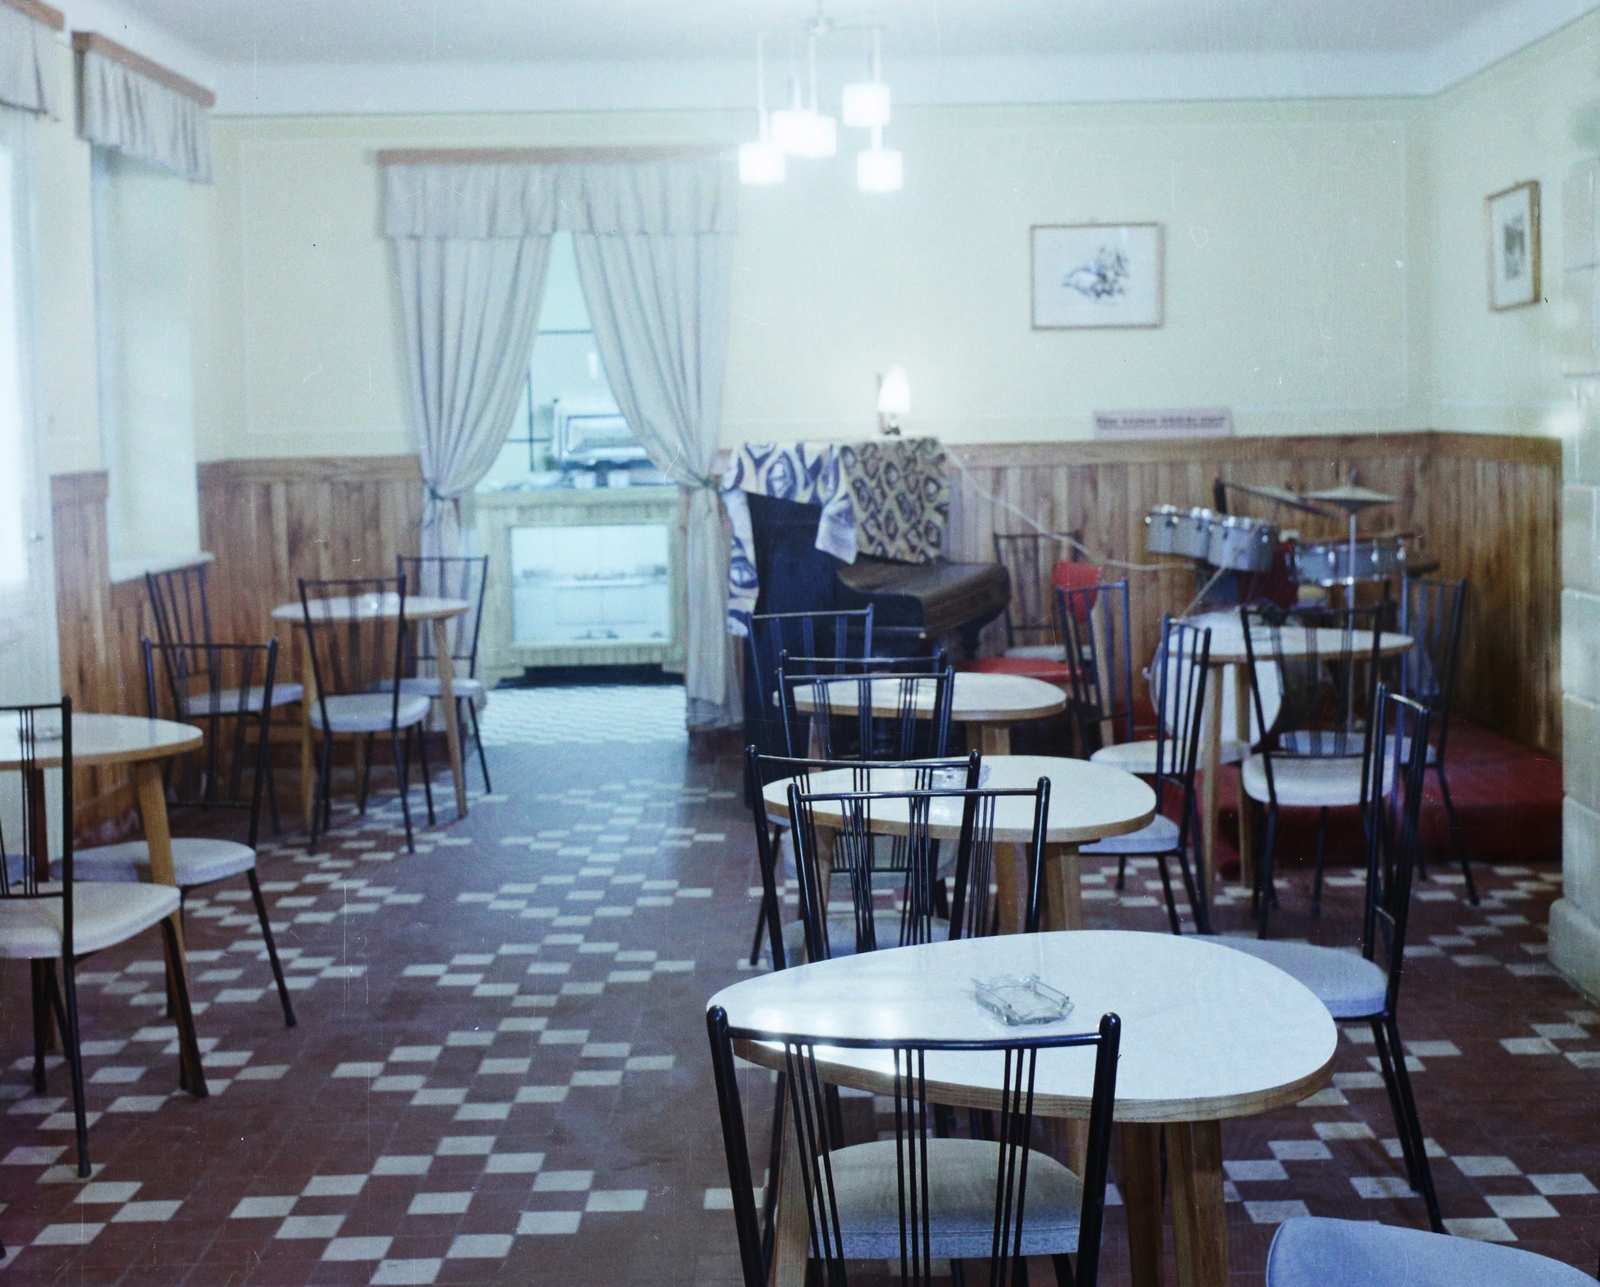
[0,689,1594,1284]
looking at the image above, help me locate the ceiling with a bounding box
[116,0,1536,64]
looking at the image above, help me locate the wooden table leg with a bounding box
[132,762,208,1097]
[1199,669,1223,917]
[433,618,468,820]
[769,1094,807,1287]
[1121,1122,1166,1287]
[1041,843,1082,932]
[1168,1120,1227,1287]
[1233,663,1253,888]
[978,723,1011,755]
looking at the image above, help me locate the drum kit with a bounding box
[1144,476,1419,586]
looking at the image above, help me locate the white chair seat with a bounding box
[178,683,304,716]
[1266,1216,1596,1287]
[72,838,256,889]
[1218,937,1387,1019]
[1241,754,1364,808]
[1004,644,1066,661]
[1091,738,1248,774]
[830,1137,1084,1259]
[311,693,431,733]
[372,676,486,700]
[1082,813,1181,857]
[0,882,180,959]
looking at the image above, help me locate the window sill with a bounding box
[108,550,214,586]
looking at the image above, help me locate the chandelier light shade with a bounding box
[842,80,890,129]
[740,139,786,185]
[857,144,903,193]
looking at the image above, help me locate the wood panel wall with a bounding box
[946,431,1562,754]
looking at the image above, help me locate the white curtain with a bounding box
[393,236,551,558]
[76,47,211,182]
[0,5,55,118]
[383,158,739,727]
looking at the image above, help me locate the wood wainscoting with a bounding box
[945,431,1561,755]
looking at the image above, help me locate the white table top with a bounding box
[763,755,1155,845]
[791,671,1066,724]
[709,930,1336,1123]
[0,713,202,771]
[1185,611,1411,667]
[270,593,468,623]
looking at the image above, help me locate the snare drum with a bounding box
[1144,505,1182,555]
[1206,515,1278,573]
[1291,536,1408,585]
[1171,508,1216,560]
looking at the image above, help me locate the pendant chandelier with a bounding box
[739,16,901,194]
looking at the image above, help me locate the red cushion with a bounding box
[1052,559,1102,622]
[959,656,1077,683]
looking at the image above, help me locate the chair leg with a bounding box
[747,902,768,967]
[1155,854,1182,935]
[1115,856,1127,891]
[30,960,48,1093]
[1435,766,1478,906]
[309,734,334,855]
[1371,1018,1421,1188]
[1384,1015,1443,1233]
[57,957,91,1178]
[759,1070,786,1277]
[159,919,209,1100]
[393,730,416,853]
[263,705,283,836]
[1051,1253,1077,1287]
[247,869,297,1028]
[466,697,492,793]
[1255,803,1280,938]
[416,722,436,826]
[1311,807,1329,917]
[357,733,375,813]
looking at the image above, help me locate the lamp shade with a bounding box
[857,145,903,193]
[877,365,911,417]
[842,80,891,129]
[771,107,837,159]
[739,139,785,185]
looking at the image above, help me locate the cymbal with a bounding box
[1222,481,1338,518]
[1305,481,1397,511]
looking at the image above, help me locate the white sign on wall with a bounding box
[1092,408,1233,439]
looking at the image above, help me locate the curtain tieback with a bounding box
[425,484,454,504]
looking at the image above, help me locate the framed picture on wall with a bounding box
[1487,180,1540,310]
[1031,223,1163,329]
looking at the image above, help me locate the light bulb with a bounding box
[877,365,910,417]
[842,81,891,129]
[739,139,785,185]
[857,145,903,193]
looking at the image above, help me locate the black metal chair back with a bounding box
[1363,686,1432,1015]
[143,640,276,837]
[1398,578,1465,758]
[706,1006,1122,1287]
[745,748,980,970]
[1057,579,1136,755]
[747,609,875,759]
[1150,617,1213,923]
[778,656,954,763]
[397,554,489,680]
[146,564,213,649]
[298,575,411,727]
[993,531,1079,651]
[789,779,1049,958]
[0,699,72,940]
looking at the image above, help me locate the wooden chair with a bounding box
[992,531,1086,658]
[707,1005,1122,1287]
[1224,687,1444,1231]
[299,575,434,853]
[395,555,492,792]
[1080,617,1212,934]
[71,642,297,1026]
[0,699,207,1176]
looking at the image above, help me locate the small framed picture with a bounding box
[1487,180,1540,310]
[1032,223,1163,329]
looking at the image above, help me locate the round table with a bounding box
[0,713,209,1091]
[764,755,1155,933]
[790,671,1066,756]
[270,594,472,822]
[710,929,1337,1287]
[1182,612,1412,907]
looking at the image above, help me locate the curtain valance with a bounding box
[0,1,60,118]
[74,32,213,182]
[383,159,736,239]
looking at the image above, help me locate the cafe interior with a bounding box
[0,0,1597,1283]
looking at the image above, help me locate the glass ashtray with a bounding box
[973,974,1074,1026]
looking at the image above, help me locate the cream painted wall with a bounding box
[1429,6,1600,438]
[195,98,1432,459]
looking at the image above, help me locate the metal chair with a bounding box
[71,642,297,1026]
[1238,603,1390,935]
[1224,687,1444,1231]
[707,1006,1122,1287]
[395,554,492,793]
[299,575,434,854]
[1057,579,1138,758]
[788,777,1050,959]
[992,531,1086,658]
[1398,577,1475,903]
[1081,618,1212,934]
[746,608,875,760]
[1266,1216,1596,1286]
[778,655,954,764]
[0,699,207,1177]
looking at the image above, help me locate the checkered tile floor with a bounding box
[0,685,1595,1283]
